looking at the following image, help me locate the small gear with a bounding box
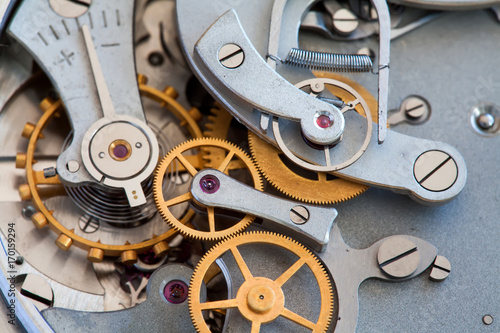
[248,73,379,205]
[16,78,204,264]
[154,138,263,241]
[189,231,335,332]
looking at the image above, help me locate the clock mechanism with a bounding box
[0,0,499,332]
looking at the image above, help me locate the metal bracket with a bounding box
[191,169,336,252]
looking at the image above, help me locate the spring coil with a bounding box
[284,48,373,73]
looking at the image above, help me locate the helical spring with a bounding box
[284,48,373,73]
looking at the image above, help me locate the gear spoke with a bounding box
[207,206,216,232]
[199,298,239,310]
[154,138,263,241]
[176,153,199,176]
[281,308,317,330]
[341,99,360,113]
[324,146,331,167]
[251,321,261,333]
[317,172,327,182]
[230,246,253,281]
[188,232,334,332]
[164,192,193,207]
[218,151,235,172]
[274,258,306,287]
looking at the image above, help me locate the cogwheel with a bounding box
[154,138,264,241]
[201,103,251,171]
[248,73,379,205]
[189,231,335,332]
[15,79,203,264]
[203,102,232,140]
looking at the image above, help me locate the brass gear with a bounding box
[153,138,263,241]
[189,231,334,332]
[16,79,203,263]
[248,73,379,205]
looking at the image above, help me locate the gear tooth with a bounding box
[249,129,370,205]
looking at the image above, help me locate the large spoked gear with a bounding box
[248,73,379,205]
[154,138,263,241]
[16,79,203,264]
[189,231,335,332]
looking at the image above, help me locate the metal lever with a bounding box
[320,225,439,332]
[194,9,344,146]
[190,169,336,252]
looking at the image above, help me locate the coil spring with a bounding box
[284,48,373,73]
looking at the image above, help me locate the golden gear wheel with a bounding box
[248,73,380,205]
[189,231,334,333]
[153,138,263,241]
[16,79,204,264]
[201,103,249,171]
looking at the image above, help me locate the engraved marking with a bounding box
[60,51,75,66]
[101,43,120,47]
[116,9,120,26]
[62,20,70,35]
[37,32,48,46]
[102,10,107,28]
[49,25,59,40]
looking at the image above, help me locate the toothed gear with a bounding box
[16,79,204,262]
[153,138,263,241]
[201,103,249,170]
[248,73,379,205]
[189,231,335,332]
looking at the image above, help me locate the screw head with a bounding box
[483,315,494,325]
[429,255,451,282]
[413,150,458,192]
[404,97,427,120]
[15,256,24,265]
[219,43,245,69]
[289,206,310,225]
[378,237,420,278]
[332,8,359,36]
[66,160,80,173]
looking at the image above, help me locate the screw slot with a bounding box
[289,205,310,225]
[218,44,245,69]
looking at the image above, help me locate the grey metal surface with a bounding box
[388,0,500,10]
[319,225,438,332]
[191,169,336,252]
[303,9,500,331]
[301,9,443,42]
[42,264,202,332]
